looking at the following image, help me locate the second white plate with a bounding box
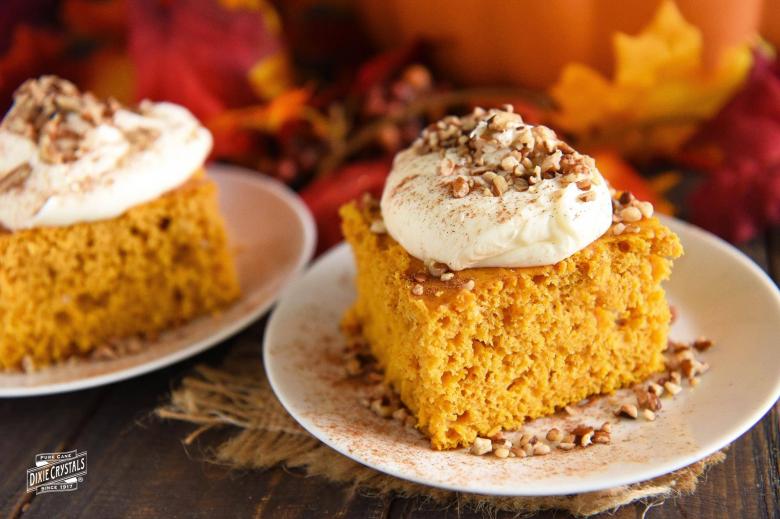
[264,217,780,496]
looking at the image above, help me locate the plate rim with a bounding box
[0,163,316,398]
[264,216,780,496]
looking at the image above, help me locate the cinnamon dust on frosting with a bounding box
[380,106,614,270]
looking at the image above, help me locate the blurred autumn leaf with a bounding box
[302,159,390,253]
[127,0,291,123]
[685,50,780,242]
[550,0,753,157]
[589,150,676,215]
[0,25,64,107]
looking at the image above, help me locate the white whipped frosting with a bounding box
[0,101,211,231]
[381,148,613,270]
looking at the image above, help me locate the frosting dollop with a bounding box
[0,76,211,231]
[380,107,613,270]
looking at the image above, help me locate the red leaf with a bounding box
[301,160,390,254]
[352,43,420,96]
[688,162,780,243]
[0,25,65,111]
[684,51,780,242]
[127,0,285,122]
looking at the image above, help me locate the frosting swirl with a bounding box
[380,107,613,270]
[0,76,211,231]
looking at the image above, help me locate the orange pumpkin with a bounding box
[761,0,780,49]
[354,0,763,89]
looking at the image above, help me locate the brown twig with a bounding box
[317,87,555,175]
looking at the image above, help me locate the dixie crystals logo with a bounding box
[26,450,87,495]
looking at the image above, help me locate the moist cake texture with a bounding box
[0,172,239,370]
[342,200,682,450]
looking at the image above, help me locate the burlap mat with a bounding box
[156,337,725,517]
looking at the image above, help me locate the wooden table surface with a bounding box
[1,229,778,519]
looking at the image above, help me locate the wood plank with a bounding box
[339,491,390,519]
[383,495,644,519]
[258,478,392,519]
[658,408,778,519]
[254,468,352,519]
[14,337,287,519]
[0,388,105,516]
[751,405,780,519]
[766,228,780,282]
[739,234,770,272]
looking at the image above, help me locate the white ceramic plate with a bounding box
[0,164,315,397]
[264,216,780,496]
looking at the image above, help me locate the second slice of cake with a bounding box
[0,76,240,371]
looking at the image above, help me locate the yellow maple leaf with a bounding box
[550,0,753,156]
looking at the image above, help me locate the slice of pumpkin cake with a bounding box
[0,76,239,370]
[341,107,682,450]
